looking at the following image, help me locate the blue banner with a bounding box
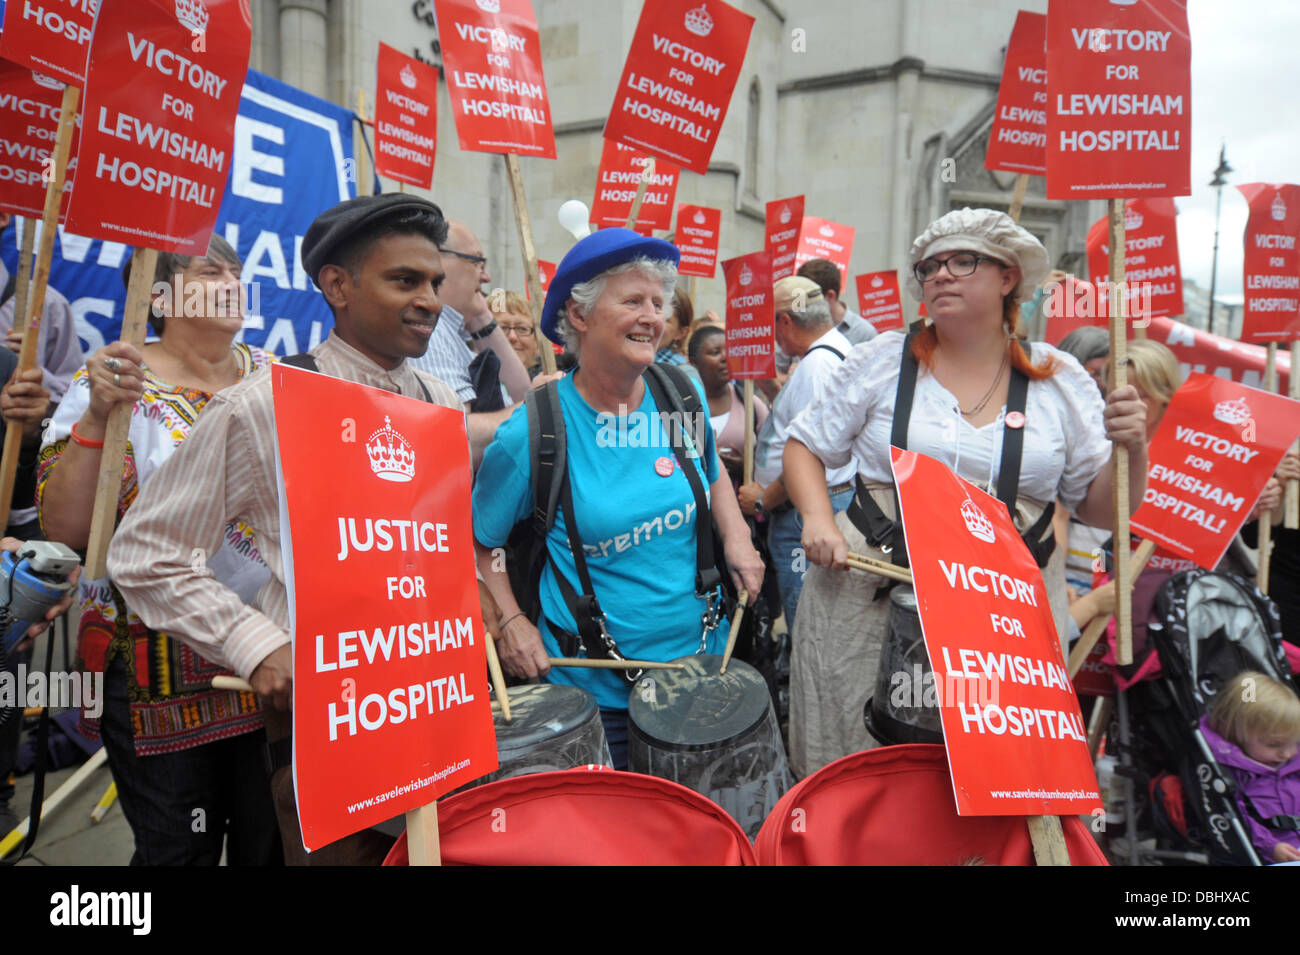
[1,69,356,357]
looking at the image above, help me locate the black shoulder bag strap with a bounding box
[805,343,846,361]
[846,327,921,567]
[643,363,722,600]
[996,342,1056,566]
[282,353,434,403]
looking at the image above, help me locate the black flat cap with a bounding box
[301,193,446,286]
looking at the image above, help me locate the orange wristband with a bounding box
[69,421,105,449]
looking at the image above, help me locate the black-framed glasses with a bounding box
[439,247,488,270]
[911,252,1002,284]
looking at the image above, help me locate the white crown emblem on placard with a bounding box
[1272,192,1287,222]
[961,498,996,543]
[871,276,883,288]
[400,64,418,89]
[1124,208,1143,232]
[538,267,547,283]
[1213,396,1251,426]
[778,205,792,224]
[476,0,501,12]
[693,210,706,224]
[175,0,210,32]
[366,416,416,482]
[30,71,62,90]
[738,263,753,286]
[684,4,714,37]
[819,225,834,237]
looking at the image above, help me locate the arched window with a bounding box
[745,79,760,197]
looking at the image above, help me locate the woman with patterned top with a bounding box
[37,236,280,865]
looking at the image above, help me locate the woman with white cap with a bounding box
[471,228,764,768]
[780,208,1148,778]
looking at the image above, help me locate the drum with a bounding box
[864,586,944,745]
[473,684,613,787]
[627,654,792,839]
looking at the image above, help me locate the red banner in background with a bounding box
[1045,0,1191,199]
[1131,373,1300,569]
[722,250,773,379]
[373,43,438,189]
[1085,198,1184,320]
[273,366,497,852]
[892,447,1099,817]
[1148,315,1291,394]
[794,216,854,289]
[589,140,680,231]
[434,0,555,158]
[985,10,1047,175]
[855,270,904,332]
[0,62,81,219]
[0,0,96,85]
[1238,183,1300,344]
[524,258,554,302]
[603,0,754,176]
[764,196,803,281]
[63,0,251,254]
[675,204,720,278]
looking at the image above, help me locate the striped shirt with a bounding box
[107,333,462,681]
[407,304,476,403]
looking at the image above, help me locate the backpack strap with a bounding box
[995,341,1056,564]
[282,352,434,403]
[643,362,722,601]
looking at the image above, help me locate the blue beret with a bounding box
[540,228,680,345]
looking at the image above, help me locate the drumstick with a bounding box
[483,631,512,723]
[846,551,913,584]
[212,675,253,692]
[547,657,686,671]
[719,589,750,675]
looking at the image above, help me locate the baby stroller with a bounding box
[1103,568,1296,866]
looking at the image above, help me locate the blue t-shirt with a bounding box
[473,373,722,709]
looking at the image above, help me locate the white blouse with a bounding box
[787,331,1112,511]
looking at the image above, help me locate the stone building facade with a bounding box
[248,0,1103,321]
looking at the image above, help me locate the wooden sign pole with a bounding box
[504,154,557,375]
[1287,340,1300,529]
[1026,814,1071,865]
[0,84,80,532]
[82,249,160,578]
[624,158,654,230]
[1007,173,1030,224]
[1106,200,1135,666]
[742,380,755,486]
[1257,342,1279,593]
[1066,538,1158,677]
[11,216,37,344]
[355,90,373,198]
[404,802,441,866]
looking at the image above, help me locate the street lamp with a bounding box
[1207,144,1233,335]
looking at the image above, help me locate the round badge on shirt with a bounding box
[1005,411,1026,430]
[654,456,675,477]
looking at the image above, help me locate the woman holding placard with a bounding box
[472,229,764,769]
[781,208,1148,778]
[37,237,279,865]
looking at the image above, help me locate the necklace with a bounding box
[959,349,1010,418]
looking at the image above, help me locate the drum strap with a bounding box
[845,331,1055,578]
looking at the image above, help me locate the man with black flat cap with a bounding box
[108,194,466,864]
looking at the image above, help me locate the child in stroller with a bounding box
[1203,671,1300,863]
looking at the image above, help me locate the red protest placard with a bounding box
[1148,316,1291,394]
[63,0,250,255]
[1085,198,1184,320]
[1042,275,1105,345]
[434,0,555,159]
[765,196,803,281]
[1238,183,1300,344]
[855,270,904,333]
[675,203,720,278]
[589,140,680,231]
[891,447,1099,817]
[0,0,96,85]
[1131,373,1300,570]
[985,10,1047,175]
[0,61,81,219]
[603,0,754,176]
[722,251,773,379]
[273,365,497,852]
[373,43,438,189]
[524,257,554,302]
[1045,0,1191,199]
[794,216,855,288]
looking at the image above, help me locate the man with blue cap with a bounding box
[470,229,763,768]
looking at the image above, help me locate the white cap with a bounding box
[906,207,1050,301]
